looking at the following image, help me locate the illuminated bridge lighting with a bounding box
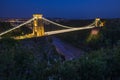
[0,14,104,39]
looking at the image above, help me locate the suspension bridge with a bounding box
[0,14,104,39]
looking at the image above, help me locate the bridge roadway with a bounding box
[45,26,95,36]
[52,37,84,60]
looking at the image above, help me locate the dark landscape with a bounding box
[0,18,120,80]
[1,0,120,80]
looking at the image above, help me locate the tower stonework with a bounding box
[95,18,100,27]
[33,14,44,36]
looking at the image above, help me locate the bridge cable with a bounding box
[43,17,96,29]
[0,18,35,36]
[42,17,73,28]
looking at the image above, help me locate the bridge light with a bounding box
[100,21,105,27]
[96,18,100,21]
[33,14,42,19]
[91,28,99,35]
[86,28,100,42]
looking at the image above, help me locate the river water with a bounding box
[52,37,84,60]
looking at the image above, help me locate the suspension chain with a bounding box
[43,17,96,29]
[0,18,35,36]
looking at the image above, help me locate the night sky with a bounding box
[0,0,120,19]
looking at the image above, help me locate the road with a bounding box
[52,37,84,60]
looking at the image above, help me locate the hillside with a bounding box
[57,18,120,51]
[0,18,120,80]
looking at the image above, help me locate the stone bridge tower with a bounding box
[33,14,44,36]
